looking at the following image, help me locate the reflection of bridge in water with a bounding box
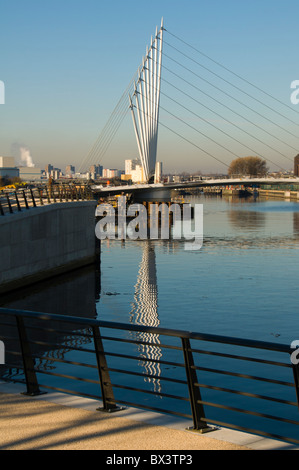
[129,243,162,393]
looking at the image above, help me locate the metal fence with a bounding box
[0,307,298,445]
[0,185,93,215]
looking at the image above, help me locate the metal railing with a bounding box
[0,185,93,216]
[0,307,298,444]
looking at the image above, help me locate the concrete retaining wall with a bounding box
[0,201,97,294]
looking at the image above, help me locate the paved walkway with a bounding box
[0,382,297,451]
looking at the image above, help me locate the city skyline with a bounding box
[1,0,299,174]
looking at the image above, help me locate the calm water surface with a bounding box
[98,195,299,344]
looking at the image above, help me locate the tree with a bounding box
[228,156,269,177]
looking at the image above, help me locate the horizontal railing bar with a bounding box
[111,383,189,402]
[22,324,93,338]
[194,365,294,387]
[198,417,299,445]
[199,400,299,425]
[22,339,95,355]
[0,321,17,328]
[30,354,98,369]
[0,335,21,344]
[101,335,183,352]
[104,351,186,368]
[32,368,100,385]
[0,308,291,354]
[0,362,24,371]
[113,398,193,420]
[107,367,188,385]
[191,347,291,369]
[195,382,298,406]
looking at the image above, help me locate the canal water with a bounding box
[1,194,299,442]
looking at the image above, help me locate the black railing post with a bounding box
[38,189,44,206]
[92,326,123,413]
[181,337,213,433]
[6,194,13,214]
[0,199,5,215]
[14,192,22,211]
[22,190,29,209]
[30,189,37,207]
[15,316,46,396]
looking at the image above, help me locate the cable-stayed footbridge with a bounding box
[79,18,299,191]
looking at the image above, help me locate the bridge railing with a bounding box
[0,185,93,216]
[0,308,299,444]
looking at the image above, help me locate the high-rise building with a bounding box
[294,155,299,176]
[125,159,140,175]
[90,164,103,178]
[45,164,54,173]
[131,164,144,183]
[66,165,75,176]
[154,162,163,183]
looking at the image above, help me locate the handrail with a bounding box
[0,307,298,444]
[0,185,94,216]
[0,307,292,353]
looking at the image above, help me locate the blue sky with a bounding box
[1,0,299,173]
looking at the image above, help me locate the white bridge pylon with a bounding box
[129,19,164,183]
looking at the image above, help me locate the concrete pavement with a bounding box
[0,381,297,451]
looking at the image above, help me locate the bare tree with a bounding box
[228,157,269,177]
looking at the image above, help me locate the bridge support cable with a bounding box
[132,55,293,169]
[162,50,299,146]
[131,99,230,170]
[163,34,299,129]
[161,68,298,158]
[132,48,290,171]
[135,86,286,172]
[79,75,137,173]
[165,28,299,119]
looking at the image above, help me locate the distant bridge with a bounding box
[91,177,299,198]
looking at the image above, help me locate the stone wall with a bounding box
[0,201,97,294]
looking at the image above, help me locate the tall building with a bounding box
[131,164,144,183]
[294,155,299,177]
[45,164,54,174]
[90,164,103,178]
[0,156,19,178]
[125,159,140,175]
[66,165,75,176]
[154,162,163,183]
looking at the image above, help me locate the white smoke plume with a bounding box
[11,143,35,168]
[19,146,35,168]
